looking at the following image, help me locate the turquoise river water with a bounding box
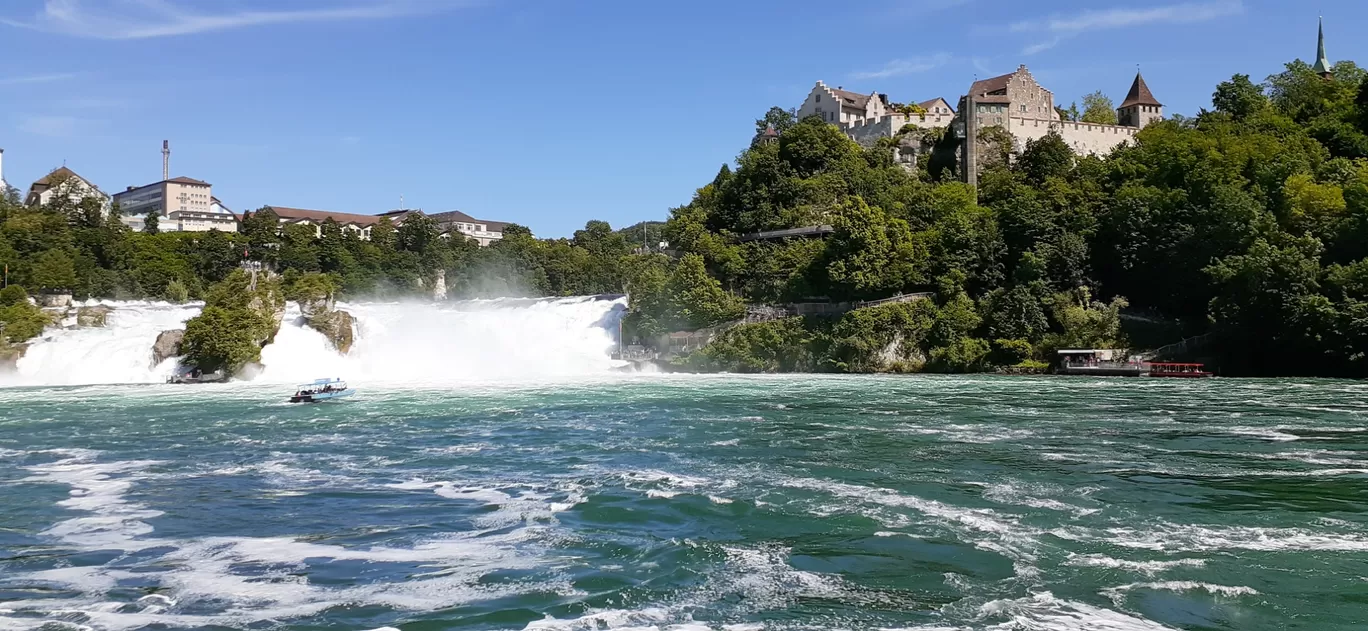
[1,375,1365,630]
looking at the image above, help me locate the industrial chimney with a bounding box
[162,140,169,181]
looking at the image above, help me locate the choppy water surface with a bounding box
[1,375,1365,630]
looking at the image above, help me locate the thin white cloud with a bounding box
[0,0,473,40]
[18,115,83,137]
[1009,1,1243,35]
[852,53,953,80]
[1022,38,1061,56]
[0,72,78,85]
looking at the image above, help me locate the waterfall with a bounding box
[2,297,627,387]
[5,301,200,386]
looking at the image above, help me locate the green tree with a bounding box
[755,106,798,134]
[181,306,265,373]
[0,285,28,306]
[1211,73,1268,119]
[1016,132,1074,184]
[190,229,240,283]
[30,249,77,291]
[143,212,160,235]
[1080,90,1117,125]
[665,253,744,329]
[820,198,924,300]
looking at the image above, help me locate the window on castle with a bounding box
[1020,105,1027,112]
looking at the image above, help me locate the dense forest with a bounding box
[2,57,1367,377]
[634,58,1368,377]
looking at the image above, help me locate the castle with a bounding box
[789,16,1333,182]
[793,65,1162,182]
[958,65,1162,183]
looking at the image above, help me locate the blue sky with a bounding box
[0,0,1363,237]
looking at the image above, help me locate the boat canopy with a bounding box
[295,378,346,389]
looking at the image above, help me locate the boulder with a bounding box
[38,292,72,309]
[298,293,335,319]
[76,305,115,328]
[152,329,185,368]
[306,310,355,354]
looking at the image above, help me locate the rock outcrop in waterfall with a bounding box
[180,268,286,378]
[76,305,114,328]
[294,273,356,354]
[151,329,184,368]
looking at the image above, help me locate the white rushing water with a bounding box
[256,297,627,385]
[6,301,201,387]
[2,296,627,387]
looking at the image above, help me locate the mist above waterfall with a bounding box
[2,297,627,388]
[257,296,627,385]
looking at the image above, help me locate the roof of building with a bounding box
[32,166,80,188]
[761,125,780,137]
[1312,17,1332,74]
[969,72,1013,97]
[265,206,418,226]
[830,87,873,107]
[167,176,209,186]
[917,97,954,112]
[429,209,509,233]
[27,166,109,202]
[1119,72,1162,108]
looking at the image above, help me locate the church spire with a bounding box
[1312,16,1333,78]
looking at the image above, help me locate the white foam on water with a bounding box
[4,453,576,631]
[5,301,200,386]
[387,477,585,528]
[1063,554,1206,576]
[978,482,1100,519]
[975,592,1176,630]
[1226,427,1303,442]
[1053,523,1368,552]
[523,607,709,631]
[22,455,165,549]
[1101,581,1259,605]
[781,476,1041,575]
[256,297,626,385]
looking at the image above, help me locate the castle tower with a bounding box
[1117,72,1163,128]
[1312,16,1333,79]
[751,125,780,148]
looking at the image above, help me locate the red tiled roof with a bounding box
[1119,72,1162,108]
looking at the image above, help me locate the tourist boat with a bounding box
[1147,362,1213,378]
[289,378,355,403]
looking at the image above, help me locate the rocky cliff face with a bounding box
[306,310,355,354]
[151,329,184,368]
[76,305,114,328]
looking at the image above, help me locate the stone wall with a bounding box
[845,112,953,147]
[1006,116,1137,156]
